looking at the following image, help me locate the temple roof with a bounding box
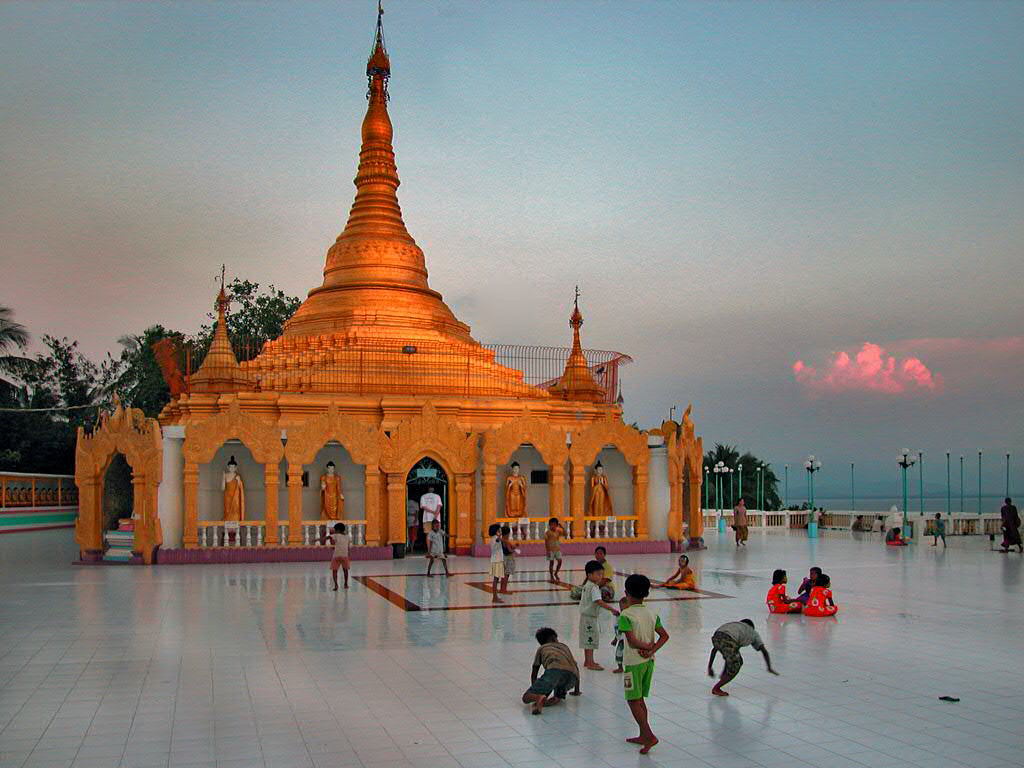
[549,289,606,403]
[188,282,252,394]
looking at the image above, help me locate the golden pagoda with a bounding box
[74,4,706,565]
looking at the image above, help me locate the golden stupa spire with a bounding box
[189,267,252,393]
[281,2,471,341]
[550,287,605,402]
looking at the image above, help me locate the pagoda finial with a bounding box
[367,0,390,101]
[550,287,605,403]
[570,285,583,330]
[215,264,230,317]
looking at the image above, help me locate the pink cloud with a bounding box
[793,342,942,396]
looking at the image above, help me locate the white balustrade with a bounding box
[196,521,366,548]
[301,521,367,547]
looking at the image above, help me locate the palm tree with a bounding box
[0,306,30,378]
[703,443,782,510]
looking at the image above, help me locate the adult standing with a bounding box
[406,497,420,549]
[732,498,749,547]
[1000,497,1022,553]
[420,485,443,531]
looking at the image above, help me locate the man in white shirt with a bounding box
[420,486,443,529]
[406,498,420,549]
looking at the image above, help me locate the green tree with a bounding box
[0,306,30,378]
[112,325,184,418]
[703,443,782,511]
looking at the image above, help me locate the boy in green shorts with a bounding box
[617,574,670,754]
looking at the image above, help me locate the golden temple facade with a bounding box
[74,6,705,565]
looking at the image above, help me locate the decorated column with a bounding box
[454,472,472,553]
[183,462,199,548]
[634,464,649,539]
[549,464,565,521]
[364,466,382,546]
[481,463,497,544]
[287,467,303,545]
[75,477,104,559]
[569,463,585,535]
[264,465,279,545]
[386,474,405,545]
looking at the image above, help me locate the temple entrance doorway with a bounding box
[406,457,448,553]
[101,453,134,561]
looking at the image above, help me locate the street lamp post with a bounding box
[784,464,789,508]
[898,449,918,536]
[804,455,822,509]
[704,467,710,512]
[945,451,951,517]
[978,451,982,515]
[851,462,855,512]
[1007,452,1011,498]
[729,467,735,509]
[738,464,744,508]
[713,462,727,532]
[959,455,964,514]
[918,451,925,517]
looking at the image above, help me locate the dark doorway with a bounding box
[406,457,449,552]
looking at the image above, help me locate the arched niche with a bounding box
[74,399,163,563]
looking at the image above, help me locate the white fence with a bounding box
[197,520,368,548]
[701,509,1004,537]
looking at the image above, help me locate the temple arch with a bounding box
[381,403,478,553]
[182,400,284,548]
[74,399,163,563]
[481,411,569,542]
[568,413,650,539]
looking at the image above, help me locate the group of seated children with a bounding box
[766,566,838,616]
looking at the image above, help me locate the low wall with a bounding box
[0,506,78,534]
[469,539,671,558]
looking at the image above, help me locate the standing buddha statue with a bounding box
[504,461,527,518]
[320,461,345,520]
[588,461,613,517]
[222,456,245,521]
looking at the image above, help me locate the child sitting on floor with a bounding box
[886,526,909,546]
[804,572,839,617]
[656,555,696,590]
[795,566,822,605]
[766,569,802,613]
[522,627,580,715]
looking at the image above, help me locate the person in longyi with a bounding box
[221,456,245,521]
[589,461,613,517]
[505,461,527,518]
[320,461,344,520]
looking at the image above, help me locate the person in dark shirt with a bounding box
[1000,498,1022,553]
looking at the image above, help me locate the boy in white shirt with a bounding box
[488,523,505,604]
[579,560,620,670]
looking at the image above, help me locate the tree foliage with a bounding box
[702,443,782,511]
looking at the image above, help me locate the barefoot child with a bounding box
[499,524,518,593]
[804,573,839,617]
[931,513,946,547]
[795,566,822,605]
[488,523,505,603]
[657,555,696,590]
[611,596,629,673]
[425,520,449,577]
[708,619,778,696]
[522,627,580,715]
[618,574,670,754]
[545,517,565,582]
[322,522,351,590]
[580,560,620,670]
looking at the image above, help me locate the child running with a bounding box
[656,555,696,590]
[618,574,670,754]
[580,560,620,670]
[931,513,946,547]
[708,619,778,696]
[322,522,351,591]
[488,523,504,603]
[766,569,801,613]
[611,596,629,673]
[425,519,449,577]
[499,524,518,593]
[522,627,581,715]
[545,517,565,582]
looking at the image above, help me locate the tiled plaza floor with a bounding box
[0,528,1021,768]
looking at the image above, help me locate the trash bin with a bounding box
[392,542,406,559]
[808,522,818,538]
[717,517,726,533]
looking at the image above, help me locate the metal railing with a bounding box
[174,337,631,405]
[0,472,78,509]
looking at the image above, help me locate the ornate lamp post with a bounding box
[898,449,918,534]
[804,455,822,509]
[945,451,951,517]
[728,467,735,508]
[704,466,710,512]
[918,451,925,517]
[784,464,789,508]
[738,463,744,507]
[1007,452,1011,497]
[756,465,764,511]
[978,450,982,515]
[850,462,855,512]
[713,462,727,532]
[959,455,964,514]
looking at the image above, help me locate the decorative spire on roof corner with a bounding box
[190,266,252,394]
[550,286,605,403]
